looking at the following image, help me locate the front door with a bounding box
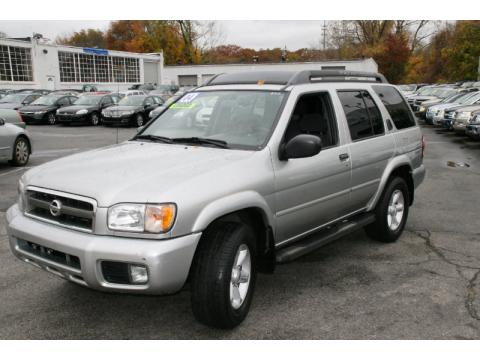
[0,123,11,159]
[272,91,352,245]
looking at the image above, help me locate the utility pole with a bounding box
[322,20,327,50]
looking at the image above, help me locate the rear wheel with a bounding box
[47,112,56,125]
[365,177,409,243]
[10,136,30,166]
[190,221,257,328]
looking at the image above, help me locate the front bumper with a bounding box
[453,121,467,133]
[102,115,133,125]
[20,112,45,123]
[412,164,426,189]
[6,204,201,295]
[57,114,88,123]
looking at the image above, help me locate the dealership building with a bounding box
[0,36,378,91]
[0,37,163,91]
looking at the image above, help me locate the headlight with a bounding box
[419,106,426,112]
[56,109,60,114]
[122,110,134,116]
[437,110,444,116]
[76,109,88,115]
[457,111,472,119]
[107,203,176,233]
[470,115,480,124]
[35,110,46,115]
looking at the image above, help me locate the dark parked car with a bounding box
[57,93,120,126]
[102,95,162,127]
[0,93,41,110]
[18,89,51,95]
[51,89,83,96]
[19,94,78,125]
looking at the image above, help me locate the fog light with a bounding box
[129,264,148,284]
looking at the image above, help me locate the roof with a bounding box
[205,70,388,88]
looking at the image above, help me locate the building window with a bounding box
[125,57,140,83]
[58,51,77,82]
[57,51,140,84]
[0,45,33,82]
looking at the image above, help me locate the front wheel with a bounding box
[365,177,410,243]
[190,222,257,328]
[10,136,30,166]
[90,112,100,126]
[47,112,57,125]
[134,113,144,127]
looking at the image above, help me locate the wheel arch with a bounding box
[191,192,276,273]
[366,156,415,211]
[11,134,32,160]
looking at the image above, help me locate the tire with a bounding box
[46,112,57,125]
[10,136,30,166]
[90,112,100,126]
[190,221,257,329]
[134,113,144,127]
[365,177,410,243]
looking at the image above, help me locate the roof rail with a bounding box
[281,70,388,90]
[200,70,388,89]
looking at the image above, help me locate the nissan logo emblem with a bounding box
[49,199,62,217]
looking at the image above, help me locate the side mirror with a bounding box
[280,134,322,160]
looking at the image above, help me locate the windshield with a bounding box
[0,94,27,103]
[140,91,286,149]
[432,88,456,98]
[465,92,480,105]
[118,96,145,106]
[399,85,415,91]
[31,95,60,106]
[417,87,436,96]
[74,96,102,105]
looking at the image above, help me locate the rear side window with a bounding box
[337,90,384,141]
[372,85,416,129]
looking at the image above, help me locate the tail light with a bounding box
[17,111,25,123]
[421,135,426,159]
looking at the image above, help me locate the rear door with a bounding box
[0,122,12,159]
[336,89,395,212]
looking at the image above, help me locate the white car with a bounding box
[0,113,31,166]
[119,90,147,97]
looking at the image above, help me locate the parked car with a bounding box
[102,95,162,127]
[148,95,179,119]
[18,94,78,125]
[429,91,480,125]
[56,93,120,126]
[440,92,480,130]
[118,90,146,97]
[413,87,458,119]
[0,113,31,166]
[398,84,418,96]
[0,109,26,128]
[7,70,425,328]
[82,84,99,93]
[466,114,480,139]
[18,89,51,95]
[150,85,179,101]
[51,89,83,96]
[0,93,42,110]
[452,102,480,134]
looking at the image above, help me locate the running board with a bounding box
[275,213,376,263]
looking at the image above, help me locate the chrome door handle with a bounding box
[339,153,350,161]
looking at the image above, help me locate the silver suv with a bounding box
[6,71,425,328]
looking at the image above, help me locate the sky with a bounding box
[0,20,328,50]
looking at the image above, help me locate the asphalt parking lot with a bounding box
[1,123,480,339]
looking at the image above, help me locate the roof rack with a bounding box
[202,70,388,89]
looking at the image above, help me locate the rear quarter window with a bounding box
[372,85,416,129]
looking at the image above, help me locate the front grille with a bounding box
[25,188,96,232]
[445,111,456,119]
[17,238,81,270]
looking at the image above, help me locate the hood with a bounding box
[411,95,438,102]
[0,102,22,110]
[105,105,141,112]
[23,141,256,207]
[422,99,443,106]
[451,104,480,113]
[429,102,460,112]
[19,104,56,112]
[58,105,97,113]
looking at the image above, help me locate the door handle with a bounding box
[339,153,350,161]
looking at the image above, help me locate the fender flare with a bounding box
[366,155,413,212]
[191,191,274,233]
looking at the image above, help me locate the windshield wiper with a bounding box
[134,134,173,143]
[171,137,229,148]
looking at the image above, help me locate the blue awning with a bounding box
[83,48,109,56]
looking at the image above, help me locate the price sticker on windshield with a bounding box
[170,92,200,109]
